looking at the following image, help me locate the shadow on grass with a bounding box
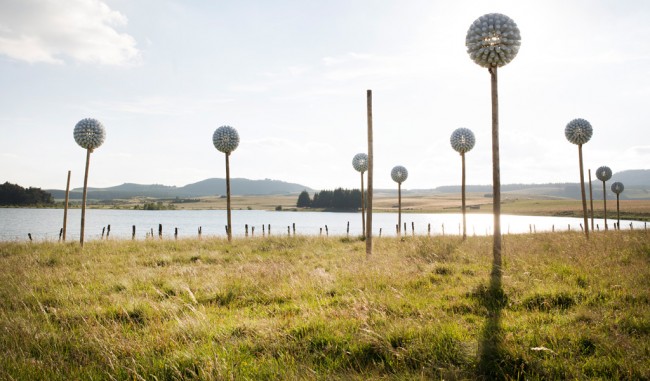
[477,250,527,380]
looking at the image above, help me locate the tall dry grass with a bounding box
[0,231,648,379]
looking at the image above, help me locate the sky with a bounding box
[1,0,649,191]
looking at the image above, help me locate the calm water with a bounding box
[0,208,645,242]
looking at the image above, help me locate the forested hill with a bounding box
[0,182,53,206]
[47,178,314,200]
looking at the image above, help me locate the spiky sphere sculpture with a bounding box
[391,165,408,184]
[213,125,240,154]
[352,153,368,173]
[450,128,476,154]
[466,13,521,68]
[565,118,593,145]
[611,182,624,195]
[596,166,612,182]
[74,118,106,150]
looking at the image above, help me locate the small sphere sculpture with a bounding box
[391,165,408,184]
[466,13,521,68]
[213,125,240,154]
[611,182,624,195]
[352,153,368,173]
[596,166,612,182]
[450,128,476,154]
[74,118,106,150]
[565,118,593,145]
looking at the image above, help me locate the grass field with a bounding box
[1,231,649,379]
[97,193,650,221]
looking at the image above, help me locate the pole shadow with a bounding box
[476,253,525,379]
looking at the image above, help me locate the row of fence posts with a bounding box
[36,220,648,242]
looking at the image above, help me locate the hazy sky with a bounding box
[1,0,649,191]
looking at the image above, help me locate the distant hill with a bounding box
[47,178,314,200]
[432,170,650,200]
[44,169,649,201]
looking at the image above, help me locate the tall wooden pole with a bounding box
[80,149,91,247]
[461,152,467,240]
[578,145,589,238]
[225,152,232,242]
[588,169,594,231]
[616,193,620,230]
[366,90,373,257]
[360,172,366,237]
[63,170,71,241]
[397,182,402,236]
[602,181,608,231]
[489,67,502,269]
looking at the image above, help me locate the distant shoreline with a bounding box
[4,195,650,222]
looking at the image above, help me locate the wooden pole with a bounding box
[489,66,502,270]
[578,145,589,238]
[360,171,366,237]
[397,182,402,237]
[225,152,232,242]
[80,149,91,247]
[461,152,467,240]
[366,90,373,257]
[588,169,594,231]
[602,180,608,231]
[63,170,71,241]
[616,193,620,229]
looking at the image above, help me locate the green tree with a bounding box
[296,190,311,208]
[0,182,53,206]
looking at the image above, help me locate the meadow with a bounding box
[1,231,648,380]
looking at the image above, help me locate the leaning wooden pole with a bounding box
[360,172,366,237]
[489,67,502,269]
[366,90,373,257]
[588,169,594,231]
[578,145,589,238]
[225,152,232,242]
[63,170,71,241]
[80,149,91,247]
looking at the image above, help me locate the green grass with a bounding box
[1,231,649,380]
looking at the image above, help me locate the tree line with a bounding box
[296,188,362,209]
[0,182,54,206]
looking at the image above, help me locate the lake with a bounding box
[0,208,645,242]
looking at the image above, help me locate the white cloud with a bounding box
[0,0,139,65]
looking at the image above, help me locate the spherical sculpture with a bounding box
[74,118,106,150]
[391,165,408,184]
[565,118,593,145]
[466,13,521,68]
[611,182,624,195]
[596,166,612,182]
[352,153,368,173]
[213,125,240,154]
[450,128,476,154]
